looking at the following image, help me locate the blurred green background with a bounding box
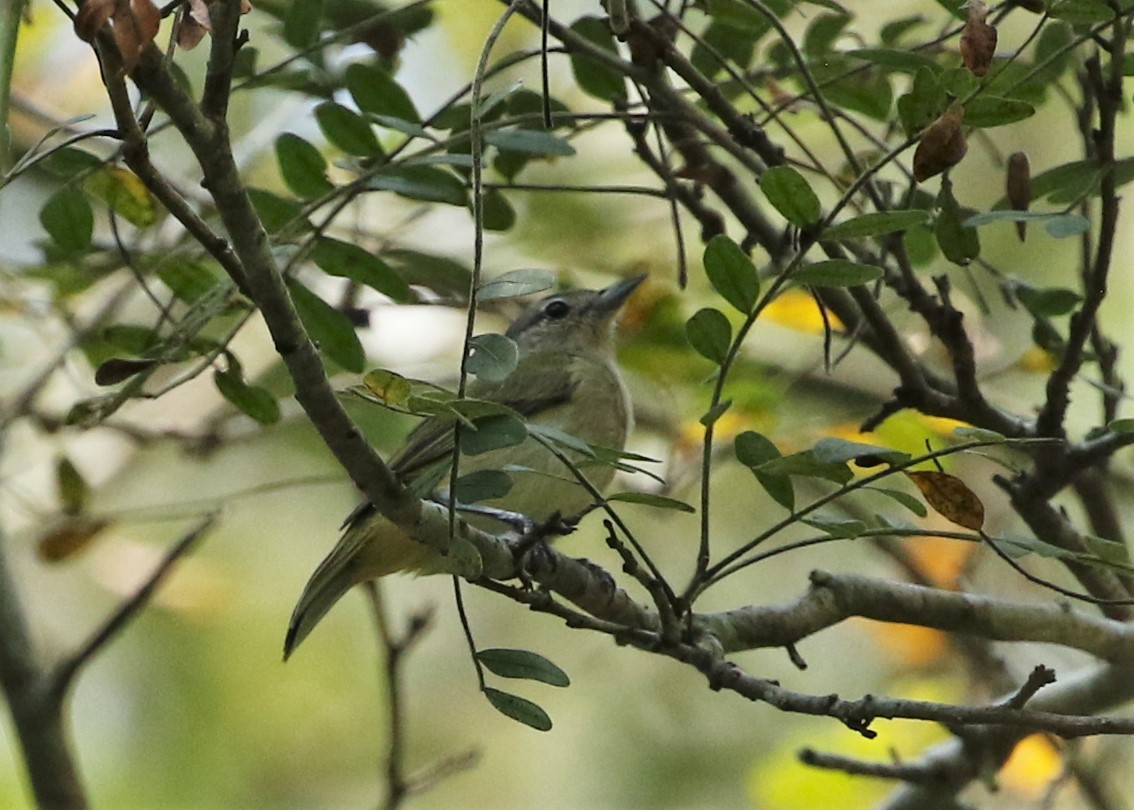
[3,0,1132,807]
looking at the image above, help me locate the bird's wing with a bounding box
[388,353,579,487]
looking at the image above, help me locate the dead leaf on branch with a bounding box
[174,0,252,51]
[905,470,986,531]
[74,0,161,73]
[960,0,997,77]
[1006,151,1031,242]
[913,102,967,182]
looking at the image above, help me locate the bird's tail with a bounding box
[283,537,363,661]
[284,511,446,660]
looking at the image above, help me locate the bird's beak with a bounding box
[596,273,648,316]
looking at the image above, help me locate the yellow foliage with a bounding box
[763,289,842,334]
[1017,346,1058,374]
[747,679,958,809]
[1002,734,1062,797]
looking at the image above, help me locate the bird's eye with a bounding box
[544,299,570,319]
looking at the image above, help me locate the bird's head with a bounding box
[505,274,647,357]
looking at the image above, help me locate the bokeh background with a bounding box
[3,0,1133,807]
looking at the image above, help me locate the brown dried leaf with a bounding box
[38,517,113,562]
[1007,151,1031,242]
[117,0,161,71]
[905,470,985,531]
[174,0,250,51]
[175,0,212,49]
[960,1,997,77]
[75,0,160,72]
[913,102,967,182]
[74,0,116,43]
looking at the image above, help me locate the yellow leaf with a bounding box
[904,535,976,588]
[362,368,413,407]
[865,621,950,668]
[85,167,158,227]
[762,288,842,334]
[1016,346,1057,374]
[1002,734,1062,797]
[905,470,985,531]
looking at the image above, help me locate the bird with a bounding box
[284,273,646,659]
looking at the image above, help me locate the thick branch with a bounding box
[702,571,1134,661]
[0,522,87,809]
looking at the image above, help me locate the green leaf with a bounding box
[824,210,929,240]
[569,17,625,102]
[760,165,821,226]
[821,66,893,121]
[812,437,910,466]
[703,235,759,314]
[938,67,977,98]
[692,19,759,77]
[793,260,882,287]
[483,687,552,731]
[606,491,696,513]
[759,451,853,484]
[485,128,576,157]
[382,250,472,298]
[1048,0,1114,23]
[41,146,103,177]
[310,237,413,302]
[345,63,420,123]
[1016,286,1081,318]
[478,649,570,687]
[952,426,1007,444]
[962,97,1035,128]
[935,181,980,266]
[315,102,382,157]
[287,279,365,372]
[94,357,158,385]
[460,413,528,456]
[703,0,783,31]
[527,424,596,457]
[283,0,323,48]
[370,115,427,138]
[846,47,938,74]
[699,399,733,427]
[735,430,793,510]
[275,133,333,199]
[453,470,513,503]
[897,66,946,137]
[84,167,157,227]
[880,15,926,45]
[803,13,851,56]
[248,187,309,233]
[685,308,732,365]
[467,333,519,383]
[157,260,222,303]
[40,186,93,252]
[802,516,866,539]
[56,456,88,515]
[478,268,556,302]
[214,368,281,425]
[367,165,467,206]
[482,188,516,232]
[361,368,414,408]
[1107,419,1134,434]
[101,325,159,355]
[1044,215,1091,239]
[735,430,780,467]
[1083,534,1130,567]
[865,486,927,517]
